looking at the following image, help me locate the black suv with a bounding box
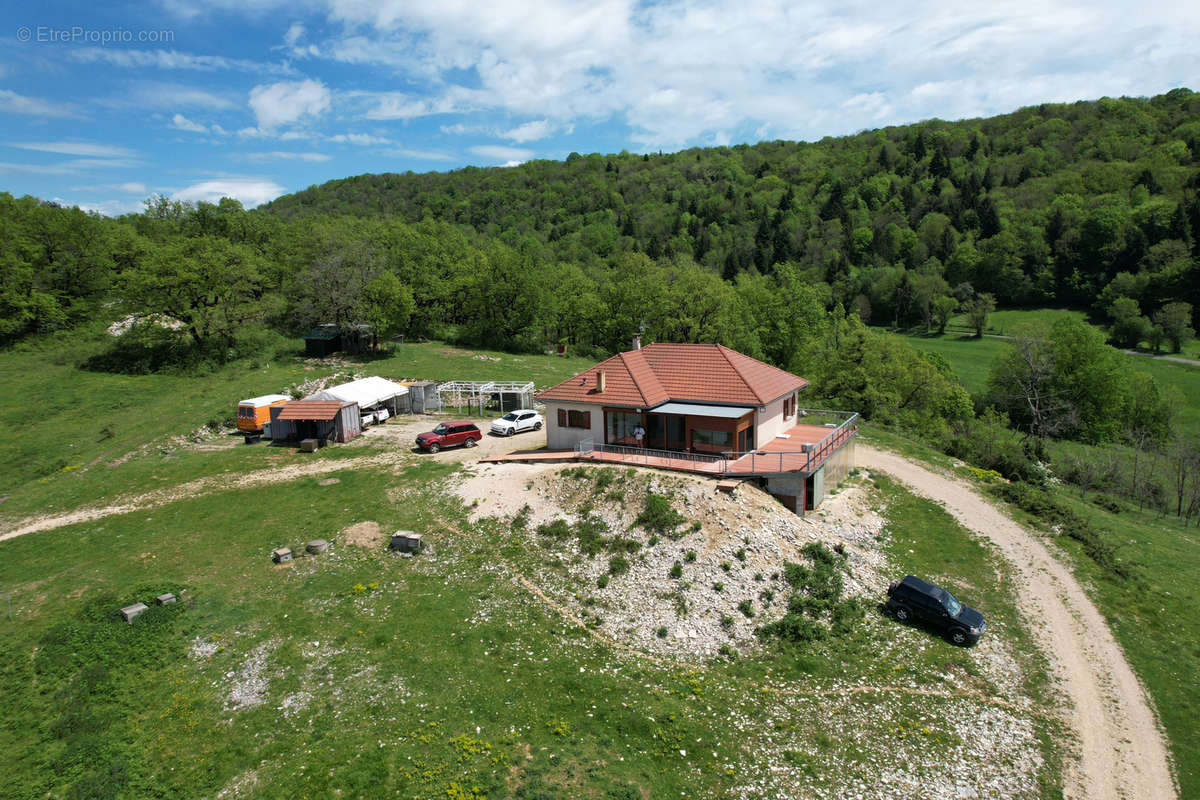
[886,575,986,645]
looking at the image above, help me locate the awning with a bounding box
[276,401,350,421]
[647,402,754,419]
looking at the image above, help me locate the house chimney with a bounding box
[632,334,642,350]
[597,371,607,393]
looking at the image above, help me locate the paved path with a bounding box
[1123,349,1200,367]
[859,444,1176,800]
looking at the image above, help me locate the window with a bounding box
[692,428,733,452]
[557,408,592,429]
[783,395,796,419]
[606,411,641,444]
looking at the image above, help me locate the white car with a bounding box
[490,409,544,436]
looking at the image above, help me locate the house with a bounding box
[534,341,857,513]
[538,342,807,453]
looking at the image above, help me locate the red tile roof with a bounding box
[275,400,353,421]
[536,343,807,408]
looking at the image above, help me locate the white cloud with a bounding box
[9,141,136,158]
[501,119,555,143]
[68,47,294,75]
[295,0,1200,149]
[469,144,534,163]
[0,161,78,175]
[70,182,149,194]
[326,132,395,146]
[170,113,208,133]
[64,158,142,169]
[173,178,286,208]
[245,151,332,162]
[0,89,82,118]
[380,147,455,161]
[102,82,238,111]
[283,22,306,47]
[249,79,331,129]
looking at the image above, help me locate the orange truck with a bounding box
[236,394,291,433]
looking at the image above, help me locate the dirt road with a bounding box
[859,444,1176,800]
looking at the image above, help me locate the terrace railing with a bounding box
[722,410,859,474]
[581,441,727,469]
[575,410,859,475]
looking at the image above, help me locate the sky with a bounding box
[1,0,1198,215]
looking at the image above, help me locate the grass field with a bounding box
[0,452,1064,798]
[893,322,1200,432]
[945,307,1090,337]
[0,328,1063,797]
[0,333,594,517]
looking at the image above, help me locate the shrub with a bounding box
[594,469,616,491]
[737,600,755,618]
[536,519,571,539]
[759,543,861,645]
[511,504,532,532]
[655,626,668,639]
[720,562,731,572]
[735,548,747,562]
[989,481,1132,579]
[608,554,630,576]
[720,615,734,630]
[597,574,610,588]
[636,494,686,536]
[712,582,724,593]
[684,549,697,562]
[668,561,683,579]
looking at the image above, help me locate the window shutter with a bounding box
[557,409,567,427]
[582,411,591,428]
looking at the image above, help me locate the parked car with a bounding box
[886,575,986,645]
[490,409,544,436]
[416,422,482,453]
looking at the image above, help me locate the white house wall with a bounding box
[754,393,792,445]
[545,402,606,450]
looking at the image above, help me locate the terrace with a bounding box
[485,409,858,480]
[575,409,858,477]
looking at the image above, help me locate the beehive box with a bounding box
[389,531,423,553]
[120,602,149,623]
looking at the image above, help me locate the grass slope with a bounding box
[0,335,593,519]
[0,433,1061,797]
[863,425,1200,797]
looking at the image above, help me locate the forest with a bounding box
[1,89,1199,513]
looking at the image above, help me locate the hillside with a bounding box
[0,406,1064,798]
[264,89,1200,317]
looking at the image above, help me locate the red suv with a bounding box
[416,422,482,453]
